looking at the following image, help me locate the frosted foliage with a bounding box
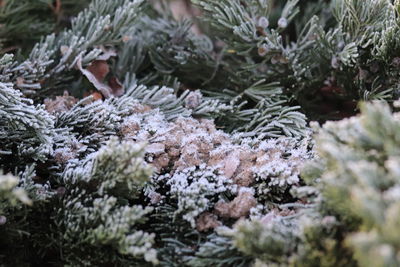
[0,82,55,161]
[0,0,146,97]
[230,216,299,263]
[63,194,157,264]
[63,137,153,195]
[5,0,400,265]
[253,138,312,202]
[59,138,157,264]
[0,173,32,209]
[0,0,316,263]
[120,105,311,197]
[54,96,154,155]
[300,101,400,267]
[119,102,312,234]
[158,165,233,227]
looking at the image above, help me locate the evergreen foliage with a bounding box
[303,101,400,266]
[0,0,90,54]
[1,0,400,266]
[226,101,400,266]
